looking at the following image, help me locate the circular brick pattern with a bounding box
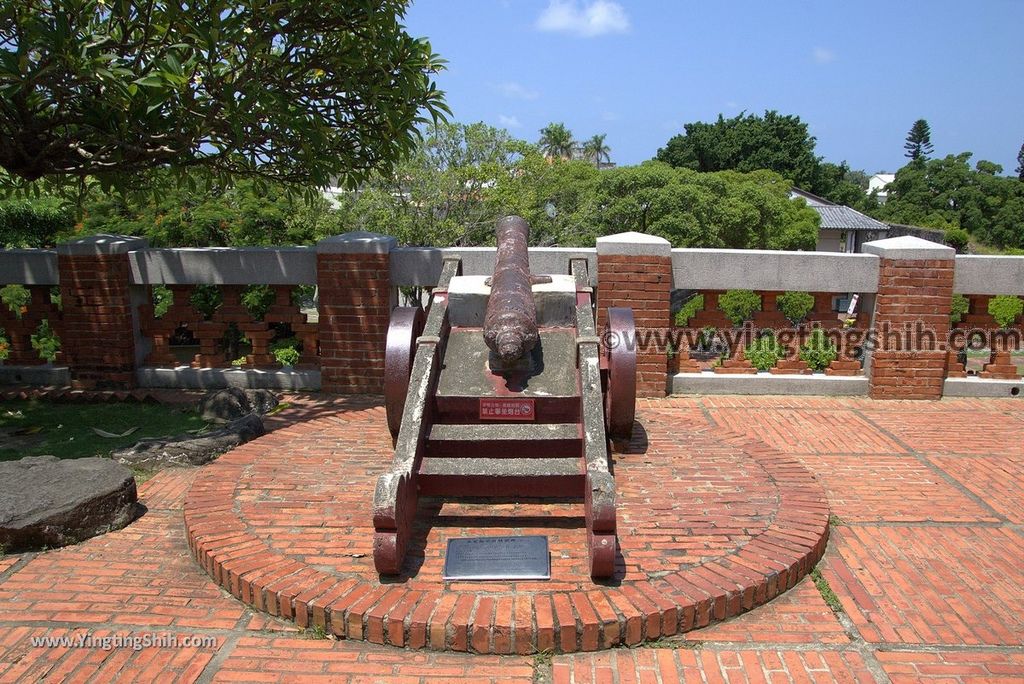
[184,406,829,654]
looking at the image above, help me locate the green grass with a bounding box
[0,399,207,462]
[811,567,844,614]
[303,624,329,640]
[645,638,702,649]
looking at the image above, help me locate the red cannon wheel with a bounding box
[384,307,425,441]
[604,307,637,440]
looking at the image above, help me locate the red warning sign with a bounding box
[479,398,536,421]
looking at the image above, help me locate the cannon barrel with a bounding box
[483,216,540,363]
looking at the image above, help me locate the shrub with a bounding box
[31,320,61,363]
[944,227,970,252]
[270,337,300,353]
[0,198,74,248]
[0,284,30,318]
[745,334,783,371]
[274,346,300,367]
[152,285,173,318]
[190,285,222,319]
[0,327,9,361]
[799,329,838,372]
[776,291,815,324]
[674,294,704,327]
[950,294,970,324]
[988,295,1024,329]
[719,289,761,326]
[241,285,275,321]
[695,326,718,350]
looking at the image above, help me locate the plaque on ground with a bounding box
[443,535,550,581]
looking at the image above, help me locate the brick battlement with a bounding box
[1,233,1022,399]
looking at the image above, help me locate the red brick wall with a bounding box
[58,253,138,389]
[868,257,954,400]
[317,252,393,394]
[597,254,672,398]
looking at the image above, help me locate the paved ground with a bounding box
[1,394,1022,682]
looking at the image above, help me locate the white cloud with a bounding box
[497,114,522,129]
[536,0,630,38]
[601,111,619,122]
[813,47,836,64]
[493,81,540,101]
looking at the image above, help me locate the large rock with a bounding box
[198,388,279,423]
[112,413,265,471]
[0,456,139,553]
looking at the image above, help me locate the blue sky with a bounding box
[404,0,1024,175]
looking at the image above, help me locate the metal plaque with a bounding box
[479,397,536,421]
[443,535,550,581]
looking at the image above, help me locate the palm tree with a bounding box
[538,123,575,159]
[582,134,611,168]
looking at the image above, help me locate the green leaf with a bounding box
[134,75,165,88]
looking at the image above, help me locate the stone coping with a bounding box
[672,372,869,396]
[183,406,829,654]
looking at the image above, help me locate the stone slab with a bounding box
[0,455,138,552]
[596,231,671,257]
[953,255,1024,295]
[862,235,955,260]
[0,250,59,285]
[0,365,70,387]
[390,247,598,287]
[56,234,148,256]
[436,329,578,398]
[316,231,396,254]
[672,249,879,293]
[135,367,320,391]
[129,247,316,285]
[447,274,576,327]
[671,371,868,396]
[942,377,1024,398]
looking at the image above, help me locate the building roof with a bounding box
[789,187,889,232]
[814,205,889,231]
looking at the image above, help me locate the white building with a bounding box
[868,173,896,203]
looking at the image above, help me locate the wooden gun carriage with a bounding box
[373,217,637,578]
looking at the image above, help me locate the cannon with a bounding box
[375,216,636,578]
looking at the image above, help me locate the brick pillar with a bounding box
[57,234,148,390]
[596,232,673,398]
[863,236,955,400]
[316,232,396,394]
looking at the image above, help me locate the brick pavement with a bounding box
[0,395,1021,682]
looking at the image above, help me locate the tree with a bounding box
[1016,142,1024,181]
[78,175,343,247]
[584,163,820,250]
[333,122,538,247]
[903,119,934,160]
[875,152,1024,249]
[538,123,575,159]
[0,195,73,247]
[0,1,449,193]
[655,110,822,188]
[581,134,611,168]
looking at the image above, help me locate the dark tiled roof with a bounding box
[813,205,889,231]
